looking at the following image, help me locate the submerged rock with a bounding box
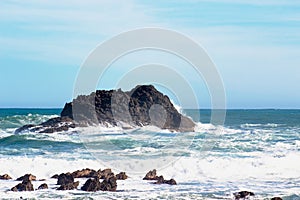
[116,172,128,180]
[233,191,255,199]
[153,175,177,185]
[143,169,159,180]
[38,183,48,190]
[15,85,195,133]
[16,174,36,182]
[0,174,12,180]
[11,180,34,192]
[143,169,177,185]
[57,181,79,190]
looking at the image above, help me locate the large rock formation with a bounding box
[15,85,195,134]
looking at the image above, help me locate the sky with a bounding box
[0,0,300,108]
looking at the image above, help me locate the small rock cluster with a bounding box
[143,169,177,185]
[0,172,283,199]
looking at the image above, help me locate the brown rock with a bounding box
[99,176,117,192]
[57,173,74,185]
[164,178,177,185]
[0,174,12,180]
[16,174,36,181]
[143,169,158,180]
[96,168,114,179]
[11,180,34,192]
[51,174,58,179]
[38,183,48,190]
[81,178,101,192]
[153,176,177,185]
[271,198,282,200]
[116,172,128,180]
[153,175,164,184]
[72,168,97,178]
[233,191,255,199]
[57,181,79,190]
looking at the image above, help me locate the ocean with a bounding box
[0,108,300,199]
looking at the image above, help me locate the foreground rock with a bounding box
[11,180,34,192]
[0,174,12,180]
[38,183,48,190]
[271,198,282,200]
[57,173,74,185]
[96,169,114,179]
[116,172,128,180]
[16,174,36,181]
[143,169,177,185]
[57,181,79,190]
[153,175,177,185]
[233,191,255,199]
[143,169,159,180]
[82,176,117,192]
[15,85,195,134]
[71,168,97,178]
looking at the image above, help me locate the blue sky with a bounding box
[0,0,300,108]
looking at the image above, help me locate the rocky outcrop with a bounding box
[81,178,101,192]
[16,174,36,181]
[143,169,159,180]
[57,181,79,190]
[116,172,128,180]
[81,176,117,192]
[38,183,48,190]
[233,191,255,199]
[143,169,177,185]
[71,168,97,178]
[96,168,114,179]
[0,174,12,180]
[271,198,282,200]
[15,85,195,134]
[99,176,117,191]
[11,180,34,192]
[57,173,74,185]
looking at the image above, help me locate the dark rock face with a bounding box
[99,176,117,192]
[57,173,74,185]
[153,176,177,185]
[71,168,97,178]
[271,198,282,200]
[96,168,114,179]
[38,183,48,190]
[116,172,128,180]
[164,178,177,185]
[233,191,255,199]
[15,85,195,134]
[51,174,58,179]
[16,174,36,181]
[143,169,159,180]
[57,181,79,190]
[81,178,101,192]
[143,169,177,185]
[11,180,34,192]
[0,174,12,180]
[81,176,117,192]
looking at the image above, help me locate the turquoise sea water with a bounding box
[0,108,300,199]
